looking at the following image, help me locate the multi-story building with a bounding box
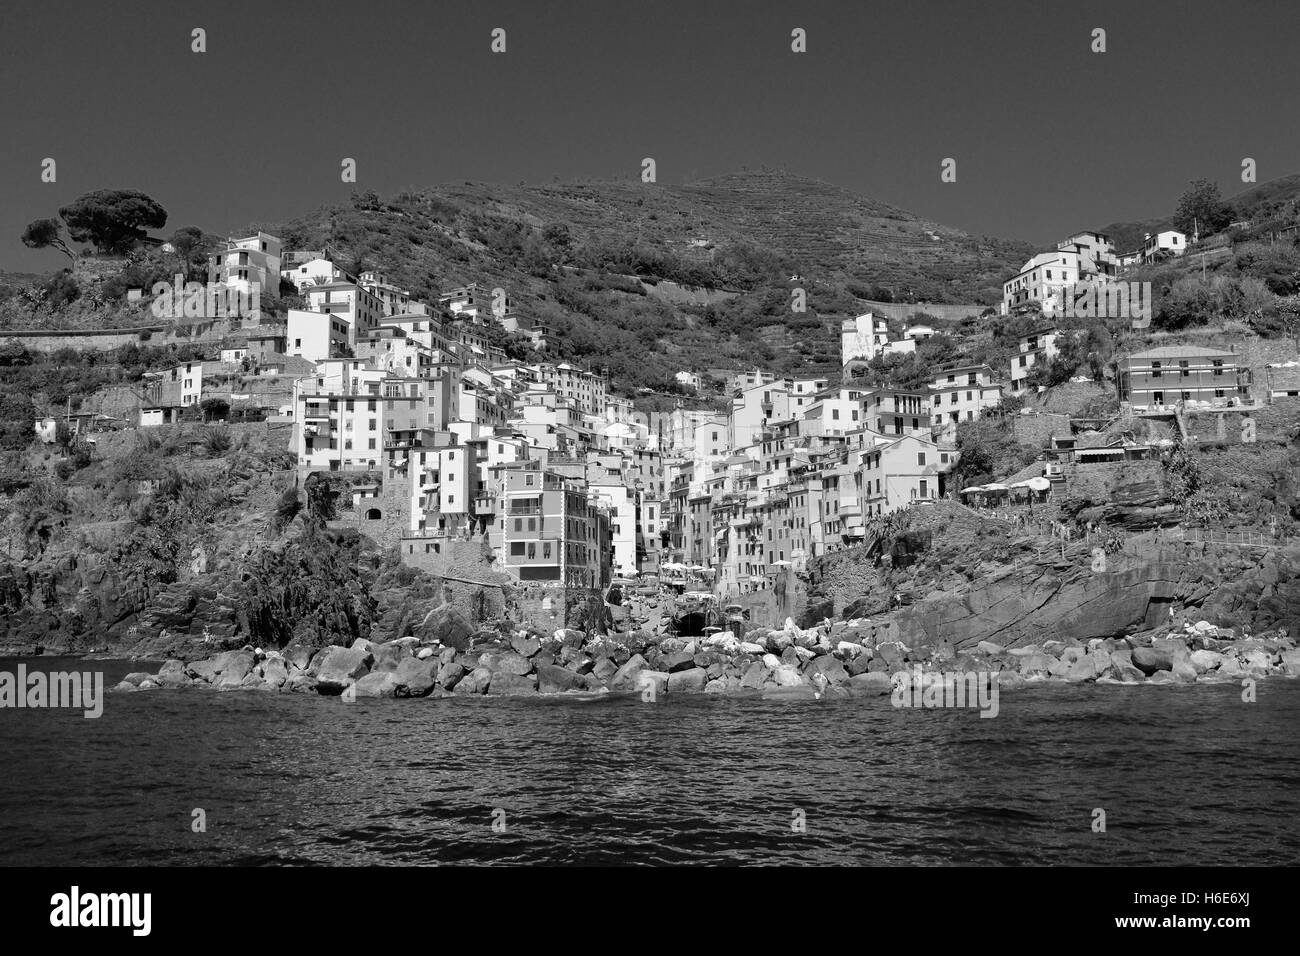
[491,464,610,588]
[729,381,790,451]
[286,308,350,362]
[209,232,282,297]
[139,361,205,425]
[1118,346,1246,408]
[1002,232,1118,315]
[292,360,390,472]
[281,257,352,293]
[1009,326,1062,394]
[302,281,384,347]
[862,387,932,437]
[928,364,1003,427]
[1139,230,1188,263]
[534,362,608,417]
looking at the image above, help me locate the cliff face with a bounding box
[806,509,1300,652]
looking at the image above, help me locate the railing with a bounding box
[1183,528,1280,549]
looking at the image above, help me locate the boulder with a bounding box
[416,647,436,661]
[666,668,708,694]
[1280,649,1300,676]
[371,642,409,672]
[1188,649,1225,675]
[537,663,586,694]
[635,670,670,697]
[481,652,532,677]
[510,633,542,657]
[158,659,186,678]
[352,671,402,698]
[392,658,438,697]
[215,651,256,689]
[1131,646,1174,675]
[846,672,894,697]
[312,646,374,693]
[836,641,865,658]
[704,678,727,694]
[488,672,537,696]
[976,640,1005,656]
[805,655,849,685]
[260,658,289,689]
[770,665,804,687]
[437,661,465,690]
[454,666,491,694]
[739,662,770,690]
[739,642,765,655]
[1018,651,1055,677]
[611,654,648,689]
[591,658,618,684]
[761,653,782,669]
[123,671,152,686]
[282,671,318,694]
[415,606,474,651]
[996,671,1026,690]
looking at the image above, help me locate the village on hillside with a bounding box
[6,210,1300,625]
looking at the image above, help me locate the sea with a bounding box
[1,655,1297,866]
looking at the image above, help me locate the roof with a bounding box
[1128,346,1236,360]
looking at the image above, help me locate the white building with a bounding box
[281,257,352,293]
[209,232,281,298]
[1002,231,1119,315]
[1009,327,1062,394]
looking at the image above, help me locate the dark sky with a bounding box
[2,0,1296,272]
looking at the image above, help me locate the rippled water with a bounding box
[1,655,1298,865]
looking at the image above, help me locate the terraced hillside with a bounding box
[265,169,1035,391]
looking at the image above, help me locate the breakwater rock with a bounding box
[119,617,1300,700]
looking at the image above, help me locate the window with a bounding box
[514,518,522,532]
[510,542,525,556]
[1151,361,1162,378]
[918,452,926,466]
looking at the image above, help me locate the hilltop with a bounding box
[256,169,1034,387]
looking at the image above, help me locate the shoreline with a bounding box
[8,617,1295,702]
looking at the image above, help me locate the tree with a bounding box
[1172,179,1233,239]
[21,218,75,264]
[58,189,168,254]
[169,225,217,282]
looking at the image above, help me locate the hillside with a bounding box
[258,170,1033,388]
[1099,172,1300,253]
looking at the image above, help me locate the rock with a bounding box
[611,654,648,689]
[635,670,670,697]
[1131,646,1174,675]
[1147,670,1177,685]
[284,644,314,671]
[111,681,138,693]
[479,651,532,676]
[282,671,318,694]
[392,658,438,697]
[1171,660,1199,683]
[437,661,465,690]
[439,646,458,665]
[1188,649,1224,674]
[487,672,537,696]
[591,658,618,684]
[511,634,541,657]
[996,671,1026,689]
[739,642,765,654]
[1280,649,1300,676]
[158,659,186,677]
[661,649,696,672]
[761,653,782,669]
[214,650,256,689]
[350,638,375,654]
[537,663,586,694]
[261,657,289,688]
[667,668,708,694]
[739,662,770,689]
[415,606,474,651]
[1018,651,1055,677]
[846,672,895,697]
[416,647,435,660]
[977,640,1005,656]
[836,641,865,658]
[353,671,401,698]
[805,655,849,685]
[454,666,491,695]
[122,671,152,686]
[371,642,409,672]
[312,646,373,693]
[704,678,727,694]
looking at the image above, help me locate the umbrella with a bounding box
[960,485,986,495]
[1026,476,1051,492]
[982,483,1009,491]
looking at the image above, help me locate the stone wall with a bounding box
[1183,398,1300,446]
[858,300,985,322]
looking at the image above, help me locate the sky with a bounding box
[2,0,1297,273]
